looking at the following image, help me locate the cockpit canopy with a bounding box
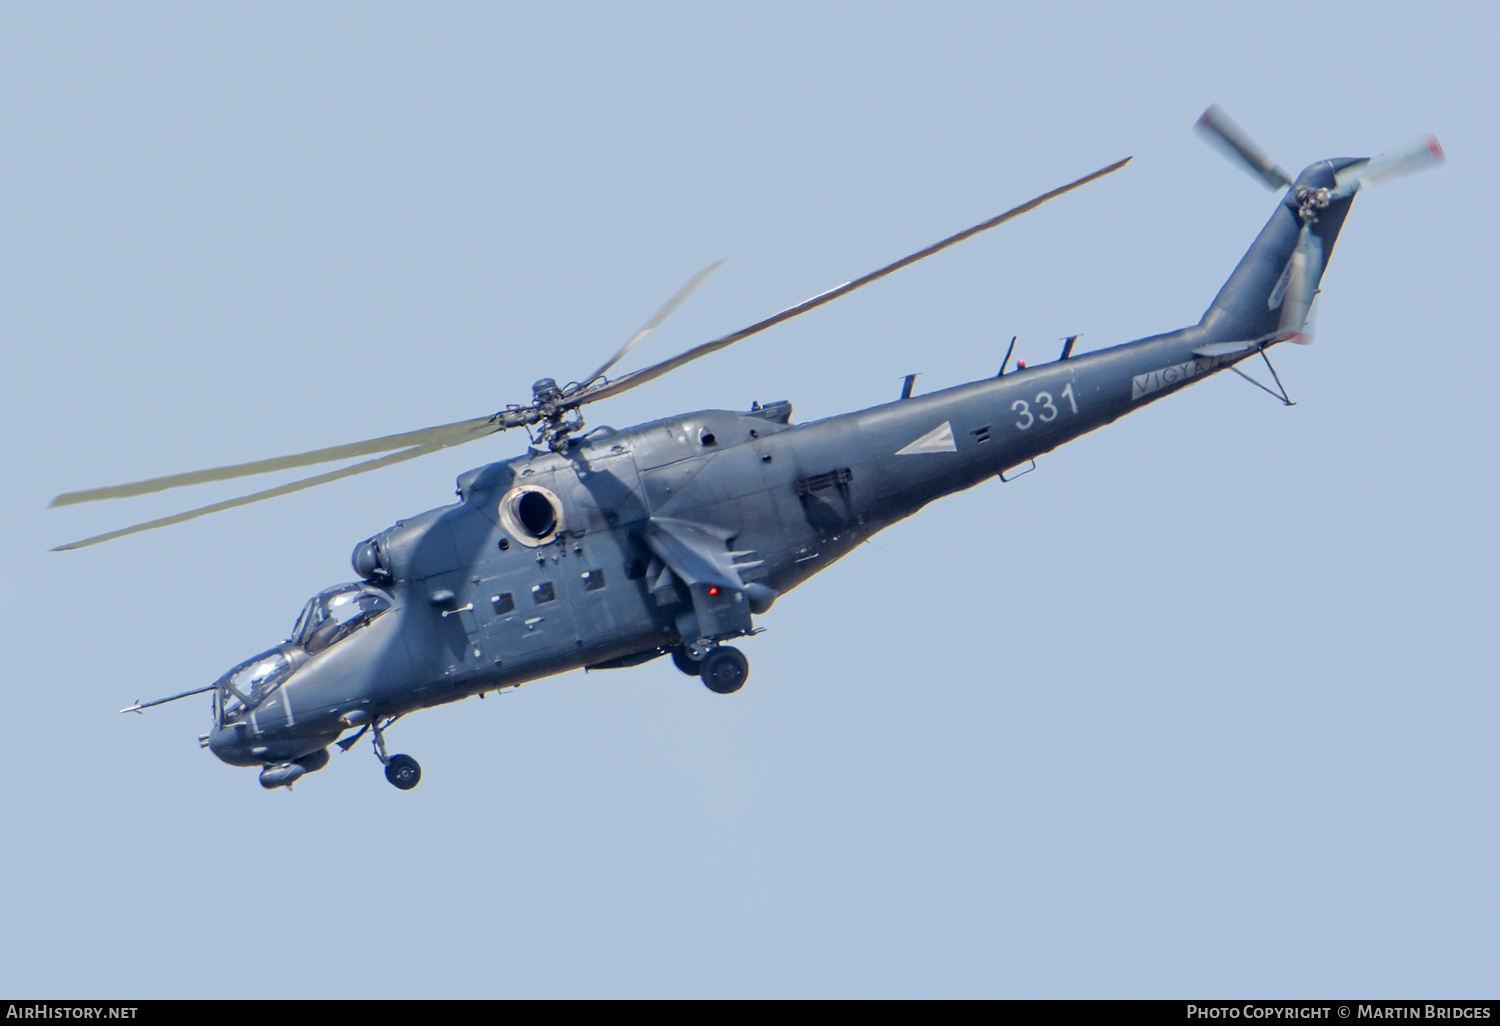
[213,584,394,726]
[291,583,393,655]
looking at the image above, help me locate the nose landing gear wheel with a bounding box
[700,646,749,694]
[384,753,421,790]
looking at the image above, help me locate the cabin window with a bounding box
[532,582,556,604]
[491,593,515,615]
[582,569,606,591]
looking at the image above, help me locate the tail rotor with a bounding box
[1278,225,1324,344]
[1195,105,1445,344]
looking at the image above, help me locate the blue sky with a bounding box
[2,2,1495,997]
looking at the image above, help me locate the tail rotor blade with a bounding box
[1333,135,1444,198]
[1195,105,1293,190]
[1279,225,1324,344]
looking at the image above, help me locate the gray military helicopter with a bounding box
[51,108,1442,790]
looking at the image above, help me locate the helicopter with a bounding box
[50,108,1443,790]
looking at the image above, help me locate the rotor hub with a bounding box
[1294,185,1331,225]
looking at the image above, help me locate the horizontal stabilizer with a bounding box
[1192,340,1258,358]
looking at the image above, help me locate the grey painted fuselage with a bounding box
[208,159,1359,775]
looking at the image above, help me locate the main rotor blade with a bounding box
[50,415,499,507]
[1195,105,1292,191]
[574,258,727,395]
[569,157,1131,407]
[52,441,460,550]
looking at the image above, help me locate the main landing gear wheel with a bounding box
[700,646,749,695]
[671,646,702,677]
[384,753,421,790]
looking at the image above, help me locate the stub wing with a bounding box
[643,518,770,642]
[644,518,762,590]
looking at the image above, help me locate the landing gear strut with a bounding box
[370,716,421,790]
[699,645,749,694]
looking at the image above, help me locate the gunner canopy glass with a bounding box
[216,647,294,720]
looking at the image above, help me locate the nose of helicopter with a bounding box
[206,721,262,767]
[205,609,407,771]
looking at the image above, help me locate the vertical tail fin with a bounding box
[1199,159,1360,342]
[1191,108,1442,345]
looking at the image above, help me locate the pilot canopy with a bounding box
[291,583,393,656]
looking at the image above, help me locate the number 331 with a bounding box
[1013,384,1077,430]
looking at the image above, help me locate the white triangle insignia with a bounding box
[896,421,957,456]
